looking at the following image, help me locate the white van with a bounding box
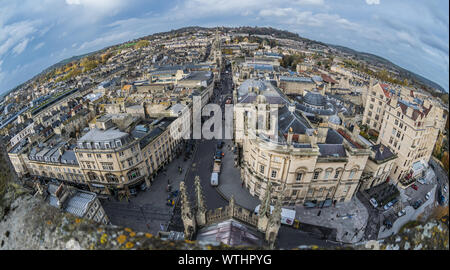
[254,204,296,226]
[210,172,219,186]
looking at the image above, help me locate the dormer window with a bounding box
[105,142,110,149]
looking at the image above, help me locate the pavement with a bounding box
[292,196,369,244]
[101,142,195,235]
[377,167,438,239]
[378,183,437,239]
[215,140,260,211]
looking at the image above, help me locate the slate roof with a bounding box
[370,144,396,161]
[304,91,326,107]
[196,219,264,247]
[278,105,312,135]
[325,129,344,144]
[317,144,347,158]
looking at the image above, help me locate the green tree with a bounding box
[135,40,150,49]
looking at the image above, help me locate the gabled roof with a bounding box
[379,83,392,98]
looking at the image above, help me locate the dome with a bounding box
[238,79,267,96]
[328,114,341,125]
[303,91,325,107]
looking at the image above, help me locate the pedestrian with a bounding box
[242,181,244,188]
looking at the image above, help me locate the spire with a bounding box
[180,181,192,217]
[260,181,272,218]
[257,181,272,232]
[180,181,196,239]
[194,176,207,226]
[229,195,235,217]
[270,195,282,227]
[266,194,283,249]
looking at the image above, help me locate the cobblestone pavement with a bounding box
[293,196,369,243]
[101,144,195,235]
[215,140,260,211]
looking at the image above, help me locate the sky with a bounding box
[0,0,448,95]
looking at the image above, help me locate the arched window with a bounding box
[313,169,322,180]
[105,173,119,183]
[349,167,359,179]
[324,168,333,180]
[87,172,99,181]
[295,167,307,182]
[127,168,141,181]
[334,168,343,179]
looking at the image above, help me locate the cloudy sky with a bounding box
[0,0,448,94]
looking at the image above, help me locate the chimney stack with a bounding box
[287,127,293,145]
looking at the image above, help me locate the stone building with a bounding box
[362,79,448,186]
[234,79,371,206]
[359,144,397,191]
[47,183,110,225]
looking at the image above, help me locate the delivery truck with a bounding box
[254,204,296,226]
[211,159,221,186]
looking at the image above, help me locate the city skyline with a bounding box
[0,0,448,95]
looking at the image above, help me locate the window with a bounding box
[107,154,112,159]
[87,154,92,158]
[292,190,297,196]
[271,170,277,178]
[334,170,341,179]
[349,169,357,179]
[259,165,265,174]
[313,170,320,180]
[96,154,101,158]
[78,153,83,158]
[127,168,141,180]
[296,172,303,182]
[324,169,332,180]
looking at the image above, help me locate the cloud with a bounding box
[12,39,30,55]
[34,42,45,51]
[366,0,380,5]
[0,20,39,57]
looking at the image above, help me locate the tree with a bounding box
[441,151,449,172]
[135,40,150,49]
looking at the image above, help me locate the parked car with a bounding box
[214,150,224,159]
[129,188,137,196]
[383,219,393,229]
[411,184,418,190]
[444,185,448,193]
[369,198,378,208]
[383,201,394,211]
[217,141,224,149]
[413,199,423,209]
[397,209,406,217]
[140,183,147,191]
[417,178,426,185]
[303,201,316,208]
[425,191,431,200]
